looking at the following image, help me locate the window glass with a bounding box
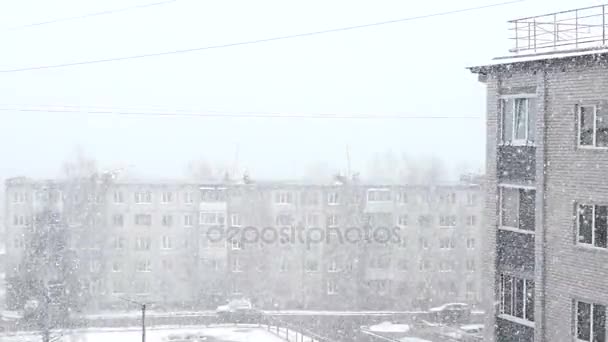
[502,99,514,142]
[597,107,608,147]
[580,106,595,146]
[514,98,528,141]
[579,205,594,244]
[578,301,592,341]
[595,205,608,248]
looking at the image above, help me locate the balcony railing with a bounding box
[509,4,608,53]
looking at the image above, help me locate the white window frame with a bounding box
[231,213,242,227]
[274,192,293,204]
[575,300,607,342]
[112,261,122,272]
[466,215,477,226]
[499,274,535,325]
[327,259,339,273]
[184,191,194,204]
[306,213,319,227]
[467,238,476,249]
[327,280,338,295]
[161,236,172,249]
[439,215,457,228]
[136,260,152,272]
[577,204,608,248]
[397,215,408,227]
[327,214,338,228]
[466,259,475,272]
[231,238,242,250]
[161,191,173,204]
[466,193,477,206]
[327,192,340,205]
[578,104,608,149]
[184,214,193,227]
[231,257,243,273]
[498,185,537,235]
[113,191,124,204]
[367,189,391,202]
[500,96,536,146]
[134,191,152,204]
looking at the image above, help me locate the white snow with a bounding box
[398,338,432,342]
[470,46,608,68]
[368,321,410,333]
[1,325,288,342]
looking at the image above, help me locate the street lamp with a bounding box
[119,297,147,342]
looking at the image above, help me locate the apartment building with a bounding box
[470,4,608,341]
[4,176,482,312]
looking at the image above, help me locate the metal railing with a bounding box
[509,4,608,53]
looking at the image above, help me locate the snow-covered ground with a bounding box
[1,325,287,342]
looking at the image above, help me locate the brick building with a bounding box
[3,176,482,312]
[470,4,608,341]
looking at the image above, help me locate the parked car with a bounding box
[429,303,471,324]
[216,298,262,323]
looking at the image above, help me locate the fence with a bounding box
[509,4,608,53]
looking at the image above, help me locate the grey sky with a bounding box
[0,0,599,180]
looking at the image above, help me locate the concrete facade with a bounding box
[3,177,482,312]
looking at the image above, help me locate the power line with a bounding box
[0,107,482,120]
[0,0,525,73]
[5,0,178,31]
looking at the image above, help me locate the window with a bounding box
[327,214,338,227]
[12,192,27,203]
[577,301,606,342]
[439,237,454,249]
[13,237,23,249]
[161,236,172,249]
[369,255,390,269]
[500,187,536,231]
[499,274,534,322]
[161,191,173,203]
[113,191,124,203]
[305,259,319,272]
[466,193,477,206]
[578,204,608,248]
[184,191,194,204]
[306,213,319,227]
[273,257,286,272]
[231,239,242,250]
[327,259,339,272]
[113,237,125,250]
[135,237,151,250]
[501,97,535,144]
[367,189,391,202]
[399,238,408,249]
[134,191,152,204]
[201,188,226,202]
[112,261,122,272]
[579,104,608,148]
[135,214,152,226]
[89,260,101,272]
[419,237,429,249]
[162,259,173,270]
[301,191,320,205]
[231,214,241,227]
[418,215,432,227]
[439,192,456,204]
[467,238,476,249]
[162,215,173,227]
[112,214,124,227]
[184,214,193,227]
[466,215,477,226]
[396,191,408,203]
[327,192,339,205]
[136,260,152,272]
[439,260,453,272]
[231,257,242,272]
[200,212,226,225]
[439,215,457,227]
[327,280,338,295]
[276,214,292,226]
[274,192,293,204]
[419,259,431,271]
[398,215,408,227]
[13,215,27,227]
[466,259,475,272]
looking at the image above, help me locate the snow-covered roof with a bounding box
[469,46,608,72]
[369,321,411,333]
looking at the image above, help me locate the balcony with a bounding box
[497,229,535,273]
[498,146,536,184]
[509,4,608,54]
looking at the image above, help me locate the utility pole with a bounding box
[142,303,146,342]
[119,297,146,342]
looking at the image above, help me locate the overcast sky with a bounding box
[0,0,600,181]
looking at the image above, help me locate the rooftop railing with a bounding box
[509,4,608,54]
